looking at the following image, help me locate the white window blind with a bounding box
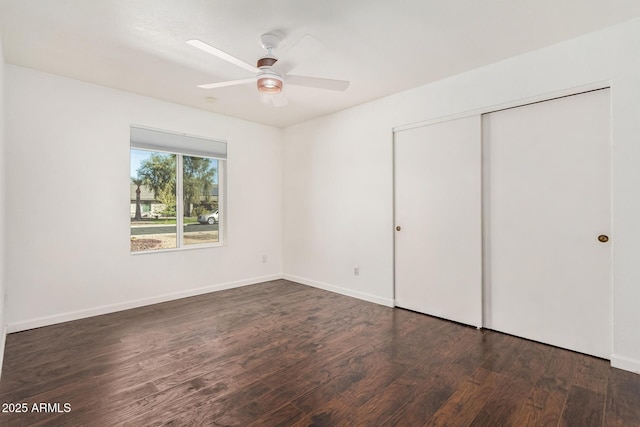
[130,126,227,159]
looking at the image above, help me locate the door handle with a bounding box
[598,234,609,243]
[396,226,401,231]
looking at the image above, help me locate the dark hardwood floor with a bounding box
[1,279,639,426]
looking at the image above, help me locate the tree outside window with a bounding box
[130,149,221,252]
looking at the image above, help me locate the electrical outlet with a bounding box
[354,266,359,276]
[262,255,267,263]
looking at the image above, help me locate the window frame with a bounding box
[130,126,226,254]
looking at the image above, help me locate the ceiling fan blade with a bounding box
[259,93,271,105]
[270,92,289,107]
[274,34,324,75]
[187,39,259,74]
[286,75,350,91]
[197,78,256,89]
[259,92,288,108]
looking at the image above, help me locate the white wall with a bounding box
[5,66,283,331]
[283,17,640,373]
[0,32,7,377]
[283,109,395,306]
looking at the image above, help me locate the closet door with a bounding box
[394,116,482,327]
[484,89,611,358]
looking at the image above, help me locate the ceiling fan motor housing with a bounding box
[257,56,278,68]
[257,33,283,93]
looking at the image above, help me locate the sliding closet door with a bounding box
[484,89,611,358]
[394,116,482,327]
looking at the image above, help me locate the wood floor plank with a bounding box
[211,377,315,426]
[387,369,468,426]
[292,347,379,414]
[458,337,548,426]
[123,375,273,426]
[469,373,532,426]
[512,347,578,426]
[350,378,417,426]
[291,399,356,427]
[247,402,306,427]
[604,368,640,426]
[1,279,639,426]
[480,332,526,374]
[572,352,611,395]
[559,385,605,427]
[426,368,503,426]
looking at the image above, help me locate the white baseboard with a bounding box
[283,274,394,307]
[7,274,283,333]
[8,274,393,333]
[611,354,640,374]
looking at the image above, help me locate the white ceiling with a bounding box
[1,0,640,128]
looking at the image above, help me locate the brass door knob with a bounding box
[598,235,609,243]
[396,226,401,231]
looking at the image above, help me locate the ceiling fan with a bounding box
[186,33,350,107]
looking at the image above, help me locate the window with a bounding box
[130,126,226,253]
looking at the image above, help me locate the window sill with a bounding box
[130,241,224,255]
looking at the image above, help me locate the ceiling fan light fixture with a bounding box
[257,74,283,94]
